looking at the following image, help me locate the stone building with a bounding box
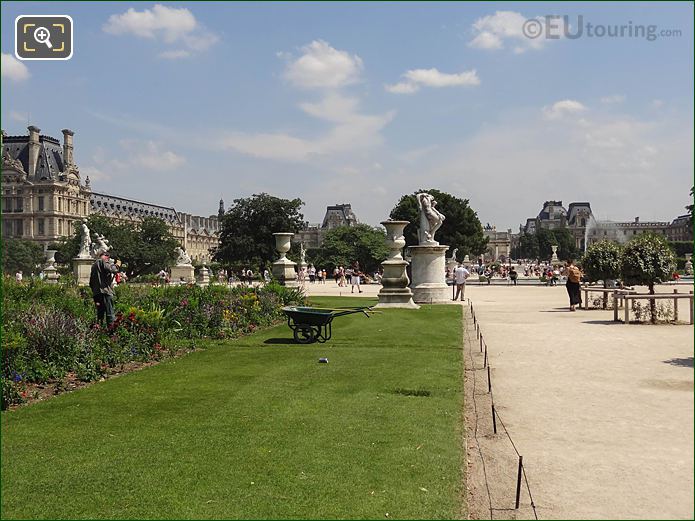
[294,203,359,248]
[519,200,692,251]
[482,223,512,262]
[2,126,219,262]
[2,127,91,248]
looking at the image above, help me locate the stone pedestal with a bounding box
[73,257,93,286]
[272,232,298,287]
[410,244,450,304]
[199,266,210,285]
[375,220,419,309]
[44,250,59,284]
[685,254,693,276]
[171,264,195,283]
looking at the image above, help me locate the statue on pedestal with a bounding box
[77,221,92,259]
[416,192,445,245]
[175,246,192,266]
[450,248,458,262]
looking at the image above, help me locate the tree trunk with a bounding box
[603,280,608,309]
[649,283,656,323]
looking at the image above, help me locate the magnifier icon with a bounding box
[33,26,53,49]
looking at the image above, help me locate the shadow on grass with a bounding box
[582,320,623,325]
[263,337,297,345]
[663,357,694,368]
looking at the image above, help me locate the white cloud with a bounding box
[221,93,394,162]
[9,110,28,123]
[600,95,626,104]
[122,140,186,171]
[413,105,692,229]
[542,99,587,120]
[80,165,111,182]
[385,68,480,94]
[1,53,30,82]
[469,11,548,53]
[84,141,185,179]
[284,40,363,89]
[103,4,218,56]
[159,49,191,60]
[652,99,665,109]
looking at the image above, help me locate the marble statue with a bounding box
[416,192,445,245]
[92,234,110,257]
[450,248,458,262]
[77,221,92,259]
[175,246,192,266]
[300,242,306,265]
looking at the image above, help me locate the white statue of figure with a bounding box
[92,233,110,257]
[416,192,445,245]
[300,242,306,265]
[77,221,92,259]
[175,246,192,266]
[450,248,458,261]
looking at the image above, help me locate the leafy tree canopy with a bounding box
[214,193,304,268]
[620,233,676,294]
[309,224,389,274]
[515,228,578,262]
[2,238,45,276]
[581,240,622,285]
[389,189,487,259]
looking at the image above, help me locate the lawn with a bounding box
[1,297,464,519]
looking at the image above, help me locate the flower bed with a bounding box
[2,278,304,409]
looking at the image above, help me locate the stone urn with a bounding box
[44,249,59,284]
[272,232,298,286]
[375,220,418,309]
[551,245,559,264]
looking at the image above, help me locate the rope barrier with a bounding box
[467,301,540,520]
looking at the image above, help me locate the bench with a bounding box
[613,290,694,324]
[581,287,636,309]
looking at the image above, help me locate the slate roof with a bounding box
[2,135,65,178]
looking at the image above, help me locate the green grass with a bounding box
[1,297,464,519]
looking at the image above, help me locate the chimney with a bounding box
[27,125,41,177]
[62,129,74,169]
[634,217,640,223]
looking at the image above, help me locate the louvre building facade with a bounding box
[1,126,219,263]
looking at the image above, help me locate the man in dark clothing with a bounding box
[89,252,121,326]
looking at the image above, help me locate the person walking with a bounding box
[350,262,362,293]
[89,252,121,327]
[453,262,470,301]
[510,267,518,286]
[565,258,583,311]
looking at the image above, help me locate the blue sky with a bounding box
[2,2,693,229]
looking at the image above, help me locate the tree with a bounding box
[582,240,622,308]
[55,215,178,278]
[516,228,578,262]
[310,224,389,274]
[687,186,693,215]
[516,232,539,260]
[214,193,304,268]
[389,189,487,259]
[620,233,676,323]
[2,239,45,276]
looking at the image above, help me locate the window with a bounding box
[2,198,11,212]
[58,219,63,235]
[14,197,23,213]
[38,219,45,235]
[14,220,23,237]
[58,198,62,212]
[38,196,45,211]
[3,220,12,236]
[580,218,586,227]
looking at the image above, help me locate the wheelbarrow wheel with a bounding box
[293,326,315,344]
